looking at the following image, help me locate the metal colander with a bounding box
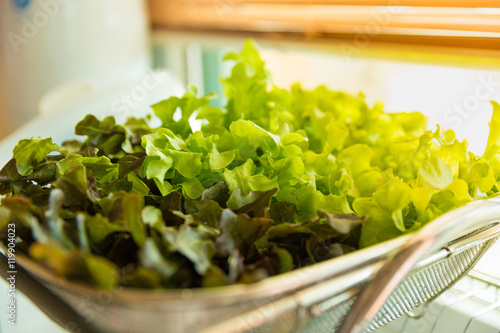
[1,199,500,333]
[298,242,493,333]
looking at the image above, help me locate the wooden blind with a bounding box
[148,0,500,51]
[151,0,500,6]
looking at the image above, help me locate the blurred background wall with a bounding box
[0,65,9,140]
[0,0,150,142]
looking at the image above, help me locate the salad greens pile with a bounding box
[1,40,500,290]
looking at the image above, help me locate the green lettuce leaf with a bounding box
[13,137,59,176]
[216,209,273,256]
[75,115,126,155]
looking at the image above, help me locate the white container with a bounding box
[0,0,150,131]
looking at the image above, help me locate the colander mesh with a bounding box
[301,298,357,333]
[366,243,484,331]
[29,238,496,333]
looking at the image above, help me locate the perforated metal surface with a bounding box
[37,280,281,333]
[302,298,357,333]
[265,242,492,333]
[366,242,490,331]
[24,237,495,333]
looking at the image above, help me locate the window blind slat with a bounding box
[149,2,500,33]
[148,0,500,51]
[151,0,500,8]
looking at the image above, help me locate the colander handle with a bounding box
[339,198,500,333]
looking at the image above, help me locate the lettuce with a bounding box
[1,40,499,289]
